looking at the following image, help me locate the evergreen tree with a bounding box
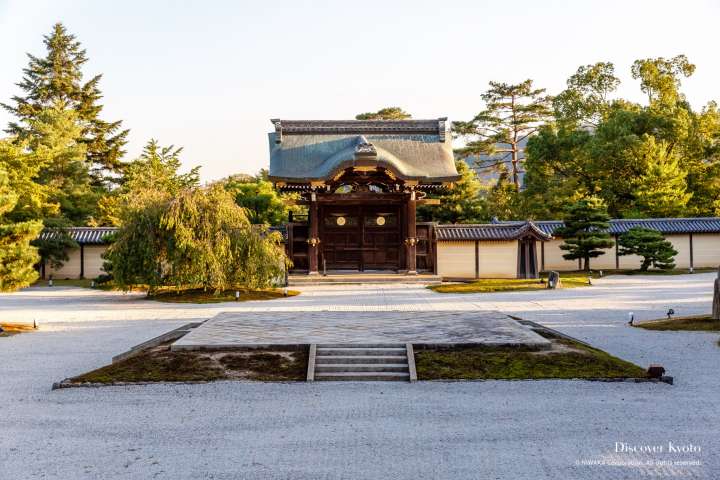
[454,80,552,189]
[417,160,485,223]
[0,167,43,291]
[618,227,677,271]
[632,136,692,217]
[355,108,411,120]
[0,138,58,223]
[2,23,128,185]
[555,197,614,271]
[97,139,200,226]
[29,105,100,225]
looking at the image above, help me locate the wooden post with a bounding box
[79,244,85,279]
[689,233,694,273]
[405,191,417,274]
[614,234,619,270]
[475,240,479,279]
[308,193,319,275]
[713,267,720,320]
[540,241,545,272]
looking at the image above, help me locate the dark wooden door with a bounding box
[517,238,538,279]
[320,204,401,271]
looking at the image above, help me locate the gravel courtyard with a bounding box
[1,273,718,479]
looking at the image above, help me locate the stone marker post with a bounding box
[713,266,720,320]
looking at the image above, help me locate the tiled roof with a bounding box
[39,227,117,245]
[436,222,552,241]
[268,118,460,184]
[435,217,720,241]
[514,218,720,236]
[271,119,445,136]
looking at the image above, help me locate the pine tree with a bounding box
[454,80,552,189]
[2,23,128,185]
[0,167,43,291]
[555,197,614,271]
[618,227,677,271]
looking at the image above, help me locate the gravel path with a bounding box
[1,274,718,479]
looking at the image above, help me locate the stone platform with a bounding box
[288,273,442,286]
[170,310,551,350]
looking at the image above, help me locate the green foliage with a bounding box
[618,227,677,271]
[2,23,128,184]
[555,197,614,271]
[631,55,695,106]
[98,140,200,226]
[524,55,720,219]
[106,186,287,293]
[632,136,692,217]
[0,167,43,291]
[417,160,485,223]
[31,217,79,269]
[355,107,411,120]
[553,62,620,127]
[454,79,552,189]
[29,105,101,225]
[223,176,289,225]
[0,138,58,223]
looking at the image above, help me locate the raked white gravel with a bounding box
[1,273,718,479]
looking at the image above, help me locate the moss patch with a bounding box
[415,333,646,380]
[148,288,300,304]
[430,273,591,294]
[634,315,720,332]
[70,345,308,384]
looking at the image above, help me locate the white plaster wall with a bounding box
[46,245,109,279]
[692,234,720,268]
[436,242,476,278]
[666,234,691,269]
[478,241,519,278]
[83,245,109,278]
[47,248,82,279]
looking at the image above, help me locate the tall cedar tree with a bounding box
[2,23,128,185]
[555,197,614,271]
[618,227,677,271]
[454,80,552,189]
[0,168,43,291]
[355,108,411,120]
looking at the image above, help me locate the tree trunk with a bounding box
[713,267,720,321]
[583,257,590,272]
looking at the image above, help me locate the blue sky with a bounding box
[1,0,719,181]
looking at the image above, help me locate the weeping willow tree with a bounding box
[106,186,287,294]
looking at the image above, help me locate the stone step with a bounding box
[315,355,407,365]
[315,364,409,373]
[316,347,407,356]
[318,343,405,349]
[315,371,410,381]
